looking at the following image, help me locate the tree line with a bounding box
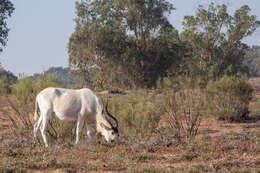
[1,0,260,90]
[68,0,260,89]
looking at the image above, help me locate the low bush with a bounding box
[106,90,163,138]
[206,76,253,122]
[0,67,17,95]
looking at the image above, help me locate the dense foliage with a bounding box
[68,1,259,89]
[68,0,182,88]
[181,3,260,82]
[0,0,14,52]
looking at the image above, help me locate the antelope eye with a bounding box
[111,131,115,135]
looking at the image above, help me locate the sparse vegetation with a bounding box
[0,78,259,172]
[1,76,260,172]
[165,87,206,141]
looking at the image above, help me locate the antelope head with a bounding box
[100,99,119,142]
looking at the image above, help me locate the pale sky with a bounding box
[1,0,260,76]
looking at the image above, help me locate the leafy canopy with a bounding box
[68,1,260,89]
[181,2,260,81]
[0,0,14,52]
[68,0,179,88]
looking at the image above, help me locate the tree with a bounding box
[68,0,180,88]
[0,0,14,52]
[180,3,260,82]
[244,46,260,77]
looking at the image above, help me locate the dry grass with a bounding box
[0,129,259,173]
[0,79,260,172]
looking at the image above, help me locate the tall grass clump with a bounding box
[206,75,253,122]
[156,77,173,89]
[163,78,207,141]
[106,90,163,138]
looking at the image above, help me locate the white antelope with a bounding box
[33,87,119,147]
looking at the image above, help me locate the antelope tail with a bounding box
[34,97,39,121]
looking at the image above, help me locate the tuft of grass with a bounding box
[164,88,206,141]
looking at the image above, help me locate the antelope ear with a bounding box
[100,123,112,130]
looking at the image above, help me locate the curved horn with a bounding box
[100,97,105,115]
[105,97,119,129]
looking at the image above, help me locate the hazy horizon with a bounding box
[1,0,260,76]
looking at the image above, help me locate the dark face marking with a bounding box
[100,123,119,141]
[112,127,119,135]
[110,127,119,137]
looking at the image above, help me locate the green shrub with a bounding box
[12,77,34,103]
[206,76,253,122]
[106,90,163,138]
[11,74,60,103]
[0,85,8,95]
[0,67,17,95]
